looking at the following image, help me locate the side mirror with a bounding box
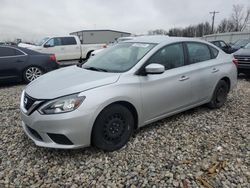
[44,44,54,48]
[145,63,165,74]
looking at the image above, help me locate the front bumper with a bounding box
[20,102,95,149]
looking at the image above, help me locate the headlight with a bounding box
[39,94,85,114]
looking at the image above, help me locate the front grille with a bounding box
[234,55,250,64]
[27,126,43,141]
[47,133,73,145]
[24,93,36,111]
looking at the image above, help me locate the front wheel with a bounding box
[23,66,43,83]
[208,80,229,109]
[92,104,134,152]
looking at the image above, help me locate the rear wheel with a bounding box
[208,80,229,109]
[23,66,43,83]
[92,104,134,151]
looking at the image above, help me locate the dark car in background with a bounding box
[234,43,250,76]
[0,46,58,83]
[211,40,233,54]
[230,39,250,53]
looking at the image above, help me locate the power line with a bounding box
[210,11,219,33]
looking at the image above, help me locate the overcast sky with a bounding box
[0,0,249,42]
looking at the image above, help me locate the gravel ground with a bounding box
[0,78,249,188]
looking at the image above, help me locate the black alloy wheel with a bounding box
[92,104,134,151]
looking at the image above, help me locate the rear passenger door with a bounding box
[185,42,220,104]
[61,37,80,60]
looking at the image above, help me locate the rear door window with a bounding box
[186,42,211,64]
[62,37,77,45]
[0,47,16,57]
[148,43,185,70]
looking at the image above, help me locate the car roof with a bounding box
[125,35,207,45]
[0,45,43,55]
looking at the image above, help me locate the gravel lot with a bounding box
[0,78,249,187]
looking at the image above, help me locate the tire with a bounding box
[92,104,134,152]
[208,80,229,109]
[23,66,43,83]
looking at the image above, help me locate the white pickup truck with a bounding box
[18,36,105,65]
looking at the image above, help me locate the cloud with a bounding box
[0,0,249,42]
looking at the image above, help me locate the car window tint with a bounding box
[187,42,211,64]
[0,47,16,57]
[210,46,219,58]
[62,37,77,45]
[148,43,184,70]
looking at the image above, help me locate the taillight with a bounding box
[49,54,56,62]
[232,57,238,67]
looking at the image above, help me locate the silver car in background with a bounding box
[20,36,237,151]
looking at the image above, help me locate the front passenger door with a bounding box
[43,37,64,61]
[139,43,193,123]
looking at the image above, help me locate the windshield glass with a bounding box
[244,43,250,49]
[83,42,156,73]
[232,39,250,48]
[37,37,49,46]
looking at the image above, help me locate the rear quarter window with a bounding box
[62,37,77,45]
[0,47,16,57]
[209,46,219,58]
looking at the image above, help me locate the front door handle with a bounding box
[179,75,189,81]
[212,68,219,73]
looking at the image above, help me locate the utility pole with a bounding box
[210,11,219,33]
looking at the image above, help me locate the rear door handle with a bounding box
[179,75,189,81]
[212,68,219,73]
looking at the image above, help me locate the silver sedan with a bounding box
[20,36,237,151]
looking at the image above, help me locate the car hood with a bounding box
[25,66,121,99]
[234,48,250,56]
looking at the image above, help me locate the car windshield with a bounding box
[232,39,250,48]
[82,42,156,73]
[37,37,49,46]
[244,43,250,49]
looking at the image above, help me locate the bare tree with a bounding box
[231,4,250,31]
[217,19,236,33]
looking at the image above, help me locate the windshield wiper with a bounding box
[83,66,108,72]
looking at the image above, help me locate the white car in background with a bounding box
[19,36,105,65]
[90,36,136,57]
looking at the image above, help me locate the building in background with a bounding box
[70,29,131,44]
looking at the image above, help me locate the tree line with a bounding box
[148,4,250,37]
